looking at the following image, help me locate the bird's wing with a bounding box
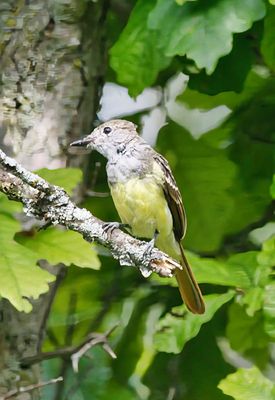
[154,154,187,240]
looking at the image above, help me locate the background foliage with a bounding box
[0,0,275,399]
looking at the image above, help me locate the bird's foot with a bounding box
[102,222,131,235]
[143,230,159,258]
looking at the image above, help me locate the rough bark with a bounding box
[0,0,108,397]
[0,152,180,278]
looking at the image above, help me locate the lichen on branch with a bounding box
[0,148,181,278]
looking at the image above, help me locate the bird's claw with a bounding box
[102,222,131,235]
[143,230,159,259]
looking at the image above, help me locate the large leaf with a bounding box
[0,214,55,312]
[218,367,275,400]
[16,227,100,269]
[36,167,82,195]
[226,303,269,355]
[189,251,258,288]
[110,0,171,96]
[188,34,253,94]
[144,322,233,400]
[270,175,275,199]
[154,291,234,353]
[157,123,237,252]
[157,116,273,253]
[178,69,267,111]
[148,0,265,73]
[263,281,275,339]
[0,193,22,215]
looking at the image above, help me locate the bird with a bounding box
[70,119,205,314]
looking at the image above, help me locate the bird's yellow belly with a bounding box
[110,178,180,259]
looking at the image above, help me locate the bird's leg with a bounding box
[139,230,159,278]
[144,229,159,257]
[102,222,131,235]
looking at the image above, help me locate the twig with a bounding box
[86,190,109,197]
[71,329,117,372]
[20,324,118,371]
[0,149,182,278]
[0,377,63,400]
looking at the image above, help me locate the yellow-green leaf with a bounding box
[218,367,275,400]
[154,291,234,353]
[36,168,82,195]
[0,214,55,312]
[16,227,100,269]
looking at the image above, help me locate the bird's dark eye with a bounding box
[103,126,112,134]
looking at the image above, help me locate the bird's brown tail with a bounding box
[175,243,205,314]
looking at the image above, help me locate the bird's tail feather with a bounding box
[175,243,205,314]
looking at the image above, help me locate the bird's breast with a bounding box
[110,176,174,242]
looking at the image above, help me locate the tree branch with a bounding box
[0,148,181,278]
[20,325,118,372]
[0,377,63,400]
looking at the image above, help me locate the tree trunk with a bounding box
[0,0,108,397]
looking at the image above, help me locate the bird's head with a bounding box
[70,119,138,159]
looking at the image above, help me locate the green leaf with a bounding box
[269,0,275,4]
[16,227,100,269]
[0,193,22,215]
[113,296,155,383]
[257,236,275,268]
[263,282,275,339]
[189,251,257,288]
[242,287,264,317]
[148,0,265,73]
[110,0,171,96]
[188,35,253,94]
[145,322,233,400]
[36,167,82,195]
[157,123,237,252]
[270,175,275,199]
[0,214,55,312]
[157,121,273,253]
[218,367,275,400]
[154,291,234,353]
[226,303,269,355]
[175,0,197,5]
[261,6,275,71]
[178,69,267,110]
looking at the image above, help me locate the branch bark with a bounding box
[0,377,63,400]
[21,325,118,372]
[0,149,181,278]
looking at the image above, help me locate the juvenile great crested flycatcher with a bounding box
[71,120,205,314]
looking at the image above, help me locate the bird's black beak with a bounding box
[70,137,92,147]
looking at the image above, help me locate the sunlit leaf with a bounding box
[0,214,55,312]
[189,251,257,288]
[263,282,275,339]
[36,167,82,195]
[145,323,233,400]
[270,175,275,199]
[226,303,269,355]
[257,236,275,268]
[148,0,265,73]
[110,0,171,96]
[218,367,275,400]
[188,35,253,94]
[154,291,234,353]
[178,69,266,110]
[175,0,197,5]
[16,227,100,269]
[0,193,22,215]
